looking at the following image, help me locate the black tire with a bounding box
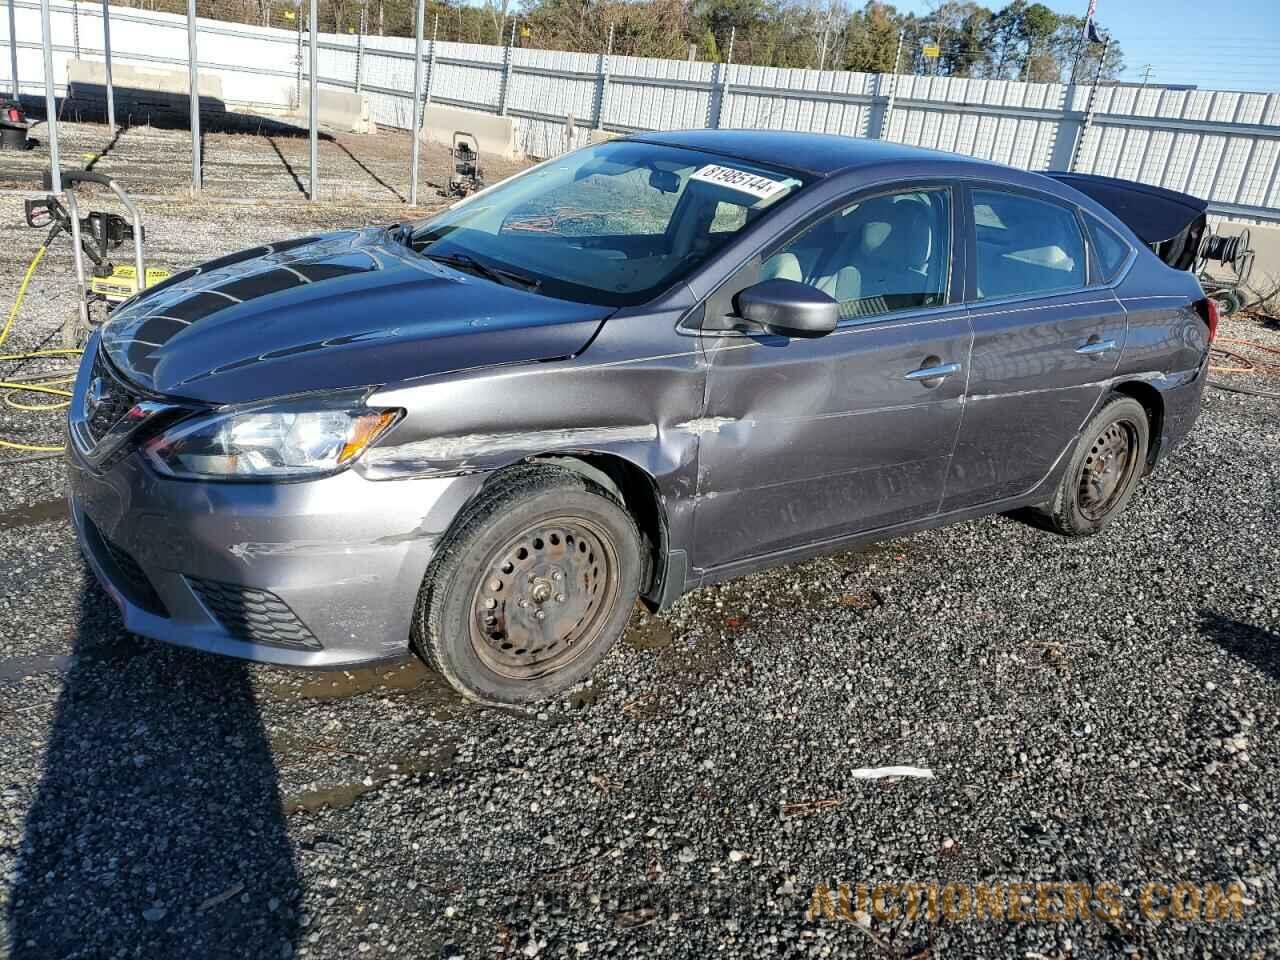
[412,464,643,703]
[1033,395,1150,537]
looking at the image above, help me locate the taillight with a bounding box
[1194,296,1219,344]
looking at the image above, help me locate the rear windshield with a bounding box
[411,141,808,307]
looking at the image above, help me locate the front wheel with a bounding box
[1034,395,1150,537]
[413,464,642,703]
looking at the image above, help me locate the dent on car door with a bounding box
[690,184,973,572]
[941,185,1128,512]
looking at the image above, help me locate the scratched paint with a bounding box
[362,425,660,478]
[674,417,744,436]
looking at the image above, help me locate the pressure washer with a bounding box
[1,169,170,454]
[447,131,485,197]
[26,169,171,346]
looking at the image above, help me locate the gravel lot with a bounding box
[2,121,1279,959]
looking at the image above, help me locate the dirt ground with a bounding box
[0,118,525,208]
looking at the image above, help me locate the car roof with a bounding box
[627,129,982,178]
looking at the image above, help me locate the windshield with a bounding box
[410,140,809,307]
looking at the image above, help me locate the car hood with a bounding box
[101,228,611,404]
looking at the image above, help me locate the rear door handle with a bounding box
[904,361,961,382]
[1075,338,1118,356]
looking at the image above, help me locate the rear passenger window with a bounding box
[1084,214,1131,283]
[971,190,1086,300]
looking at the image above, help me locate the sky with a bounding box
[897,0,1280,92]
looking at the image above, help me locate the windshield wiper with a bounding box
[423,251,541,292]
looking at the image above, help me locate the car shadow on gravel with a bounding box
[1199,610,1280,682]
[6,576,302,958]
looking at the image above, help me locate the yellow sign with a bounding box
[90,265,173,302]
[922,43,940,58]
[283,9,295,19]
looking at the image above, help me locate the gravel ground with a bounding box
[2,122,1280,959]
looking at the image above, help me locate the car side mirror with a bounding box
[735,278,838,338]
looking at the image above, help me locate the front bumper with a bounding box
[66,356,482,669]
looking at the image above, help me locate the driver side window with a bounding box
[761,188,952,322]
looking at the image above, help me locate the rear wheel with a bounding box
[1034,395,1150,537]
[413,464,642,703]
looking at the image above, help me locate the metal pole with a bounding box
[64,191,89,344]
[1070,35,1110,173]
[39,0,60,193]
[408,0,424,205]
[716,27,734,129]
[594,22,613,132]
[8,0,20,99]
[294,1,302,110]
[308,0,317,201]
[498,19,515,116]
[354,4,364,96]
[878,29,904,141]
[423,13,436,112]
[187,0,200,194]
[101,0,115,128]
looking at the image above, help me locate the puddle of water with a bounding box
[0,652,75,684]
[0,497,68,533]
[624,615,674,651]
[283,741,457,815]
[262,658,464,715]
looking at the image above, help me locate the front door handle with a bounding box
[1075,337,1118,357]
[904,361,961,382]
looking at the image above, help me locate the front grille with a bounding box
[187,577,321,650]
[85,349,142,444]
[84,517,168,616]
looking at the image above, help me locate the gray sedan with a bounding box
[66,131,1214,702]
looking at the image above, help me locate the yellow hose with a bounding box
[1,244,79,453]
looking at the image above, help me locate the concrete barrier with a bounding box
[295,88,375,135]
[65,59,225,124]
[421,104,516,160]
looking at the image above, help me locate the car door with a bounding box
[940,185,1128,512]
[690,183,973,571]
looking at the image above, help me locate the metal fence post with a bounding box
[423,13,437,113]
[308,0,318,200]
[408,0,425,205]
[594,22,613,132]
[101,0,115,128]
[877,29,904,141]
[709,27,734,129]
[498,19,515,116]
[187,0,200,194]
[39,0,60,193]
[294,2,302,110]
[8,0,19,99]
[355,3,365,95]
[1069,34,1111,173]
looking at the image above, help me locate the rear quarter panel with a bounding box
[1111,253,1210,461]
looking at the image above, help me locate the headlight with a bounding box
[144,392,400,480]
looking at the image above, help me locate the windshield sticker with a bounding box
[689,164,789,202]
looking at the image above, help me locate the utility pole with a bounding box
[408,0,425,205]
[878,28,904,141]
[1070,33,1112,172]
[1139,64,1154,86]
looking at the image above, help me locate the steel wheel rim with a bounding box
[1077,418,1140,521]
[469,516,621,681]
